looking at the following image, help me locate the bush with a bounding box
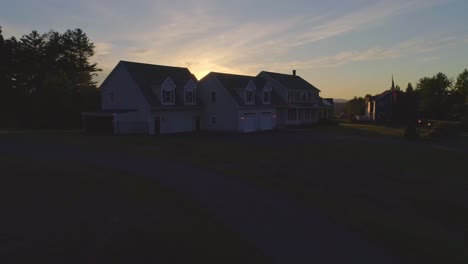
[426,121,463,140]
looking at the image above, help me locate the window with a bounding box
[210,92,216,103]
[288,91,293,103]
[263,91,270,104]
[211,116,216,125]
[246,90,254,104]
[301,93,307,102]
[109,92,115,103]
[163,90,174,104]
[185,91,194,104]
[294,92,301,102]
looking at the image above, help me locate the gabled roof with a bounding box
[259,71,321,92]
[371,90,393,101]
[119,60,199,108]
[202,72,286,107]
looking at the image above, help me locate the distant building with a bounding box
[365,77,397,122]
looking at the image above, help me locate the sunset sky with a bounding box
[1,0,468,99]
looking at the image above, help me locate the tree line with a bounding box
[0,26,100,129]
[345,70,468,126]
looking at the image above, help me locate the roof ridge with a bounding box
[210,71,256,78]
[120,60,189,70]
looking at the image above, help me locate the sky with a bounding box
[1,0,468,99]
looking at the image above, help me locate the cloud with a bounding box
[95,42,112,57]
[128,48,153,56]
[83,0,455,81]
[423,56,440,62]
[236,34,459,73]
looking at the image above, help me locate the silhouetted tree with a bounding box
[454,69,468,128]
[346,96,365,120]
[416,73,452,119]
[0,27,101,129]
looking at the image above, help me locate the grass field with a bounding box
[1,152,268,263]
[1,125,467,263]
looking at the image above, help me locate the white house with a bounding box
[258,70,327,127]
[198,72,283,132]
[82,61,202,135]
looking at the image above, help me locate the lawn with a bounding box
[0,154,268,263]
[1,126,467,263]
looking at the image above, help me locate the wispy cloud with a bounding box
[86,0,456,81]
[128,49,153,56]
[95,42,112,57]
[232,34,460,73]
[423,56,440,62]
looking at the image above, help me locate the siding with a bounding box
[116,111,149,134]
[151,110,200,134]
[100,63,150,119]
[198,76,239,131]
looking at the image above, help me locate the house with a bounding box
[82,61,202,135]
[321,98,334,119]
[82,60,334,134]
[258,70,328,127]
[198,72,283,132]
[365,77,397,122]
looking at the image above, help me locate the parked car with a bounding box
[417,119,432,129]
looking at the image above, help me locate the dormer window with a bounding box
[246,90,254,104]
[161,77,176,105]
[184,79,197,105]
[163,90,174,104]
[185,91,194,104]
[262,83,272,104]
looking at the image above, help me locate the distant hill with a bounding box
[333,99,348,103]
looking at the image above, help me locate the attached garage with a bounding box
[240,113,257,132]
[259,112,273,131]
[82,110,146,135]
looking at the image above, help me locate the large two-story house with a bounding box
[83,61,332,134]
[258,70,323,127]
[82,61,202,135]
[198,72,285,132]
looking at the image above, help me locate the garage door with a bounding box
[241,113,257,132]
[259,112,273,131]
[84,115,114,135]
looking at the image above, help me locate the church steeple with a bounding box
[391,75,395,90]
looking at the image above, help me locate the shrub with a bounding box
[426,121,463,140]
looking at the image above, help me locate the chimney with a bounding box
[292,70,296,76]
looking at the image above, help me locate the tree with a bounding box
[405,83,414,93]
[0,27,22,127]
[416,72,452,119]
[454,69,468,108]
[0,27,101,129]
[346,96,365,120]
[454,69,468,128]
